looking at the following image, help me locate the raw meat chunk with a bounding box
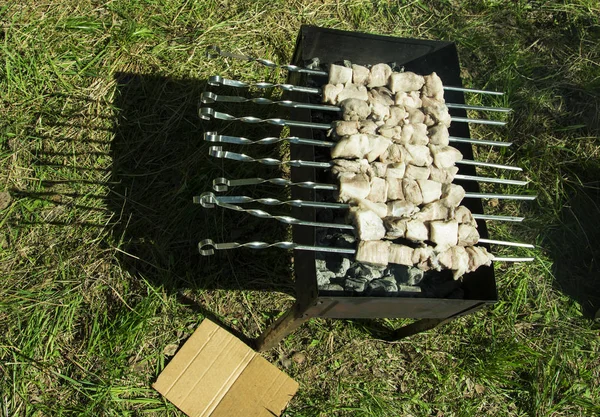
[359,120,378,134]
[389,244,414,266]
[429,220,459,249]
[366,177,388,203]
[385,106,407,127]
[378,125,402,140]
[368,63,392,88]
[385,162,406,179]
[430,145,463,169]
[387,200,419,217]
[428,124,450,146]
[388,71,425,93]
[337,84,369,102]
[370,162,388,178]
[412,246,434,270]
[348,197,388,219]
[348,207,386,241]
[422,96,451,127]
[405,144,433,167]
[369,101,390,122]
[331,134,370,160]
[322,83,344,104]
[380,143,407,164]
[356,240,389,267]
[395,91,422,108]
[409,123,429,145]
[441,183,466,207]
[429,165,458,183]
[352,64,370,85]
[417,179,442,204]
[422,72,444,101]
[465,246,493,271]
[329,64,353,85]
[340,98,370,121]
[405,219,428,242]
[384,217,408,239]
[366,135,392,162]
[386,177,404,200]
[331,158,371,176]
[404,164,430,180]
[406,107,426,124]
[402,178,424,205]
[457,224,480,246]
[333,120,360,137]
[337,172,370,202]
[415,201,452,222]
[455,205,476,226]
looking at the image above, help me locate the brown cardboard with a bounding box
[153,319,298,417]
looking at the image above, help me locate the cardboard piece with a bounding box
[153,319,299,417]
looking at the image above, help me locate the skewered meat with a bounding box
[406,107,426,124]
[402,178,424,205]
[437,246,470,280]
[415,201,452,222]
[366,177,388,203]
[429,165,458,183]
[371,161,388,177]
[352,64,370,85]
[329,64,353,85]
[355,240,389,266]
[386,177,404,200]
[429,220,459,249]
[417,179,442,204]
[333,120,360,137]
[385,162,406,179]
[465,246,493,271]
[369,88,394,107]
[405,219,428,241]
[396,123,413,144]
[378,125,402,140]
[380,143,407,164]
[441,183,466,207]
[384,217,407,239]
[331,134,370,160]
[387,200,419,217]
[368,63,393,88]
[458,223,480,246]
[348,207,386,241]
[369,101,390,122]
[405,144,433,167]
[430,145,463,168]
[412,246,434,270]
[455,205,476,226]
[348,197,388,219]
[337,84,369,102]
[388,71,425,93]
[323,83,344,104]
[337,172,371,202]
[410,123,429,145]
[331,158,372,176]
[421,96,452,127]
[385,106,407,127]
[395,91,422,108]
[404,164,430,180]
[422,72,444,101]
[388,244,414,266]
[340,98,370,121]
[428,124,450,146]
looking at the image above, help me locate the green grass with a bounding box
[1,0,600,415]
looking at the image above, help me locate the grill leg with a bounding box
[389,318,450,340]
[254,301,310,352]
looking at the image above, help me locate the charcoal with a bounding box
[345,276,369,292]
[366,276,398,295]
[385,264,425,286]
[345,262,385,281]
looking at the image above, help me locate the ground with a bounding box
[1,1,600,416]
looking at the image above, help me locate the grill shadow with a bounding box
[108,72,295,297]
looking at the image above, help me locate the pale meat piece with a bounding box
[370,162,388,178]
[438,246,470,279]
[422,72,445,101]
[388,71,425,93]
[417,179,442,204]
[458,223,480,246]
[429,165,458,183]
[348,197,388,219]
[465,246,493,272]
[423,113,436,127]
[337,84,369,102]
[366,177,388,203]
[378,125,402,140]
[402,178,424,205]
[333,120,360,137]
[388,244,414,266]
[384,106,407,127]
[340,98,370,121]
[352,64,370,85]
[430,145,463,169]
[412,246,434,270]
[385,162,406,179]
[428,124,450,146]
[441,183,466,208]
[406,107,426,124]
[397,123,413,145]
[369,101,390,123]
[369,88,394,106]
[395,91,422,108]
[386,177,404,200]
[414,201,452,222]
[366,135,392,162]
[405,219,428,242]
[380,143,407,164]
[331,134,370,160]
[322,83,344,104]
[331,158,371,176]
[348,207,386,241]
[455,205,477,226]
[409,123,429,145]
[329,64,353,85]
[337,172,370,203]
[404,164,430,180]
[359,120,378,135]
[383,217,407,239]
[405,144,433,167]
[387,200,419,217]
[421,96,451,127]
[429,220,459,249]
[355,240,389,267]
[368,63,392,88]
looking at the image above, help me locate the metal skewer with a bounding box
[198,239,533,262]
[201,94,507,126]
[196,194,533,248]
[195,192,525,222]
[205,48,505,96]
[208,147,527,184]
[205,131,512,149]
